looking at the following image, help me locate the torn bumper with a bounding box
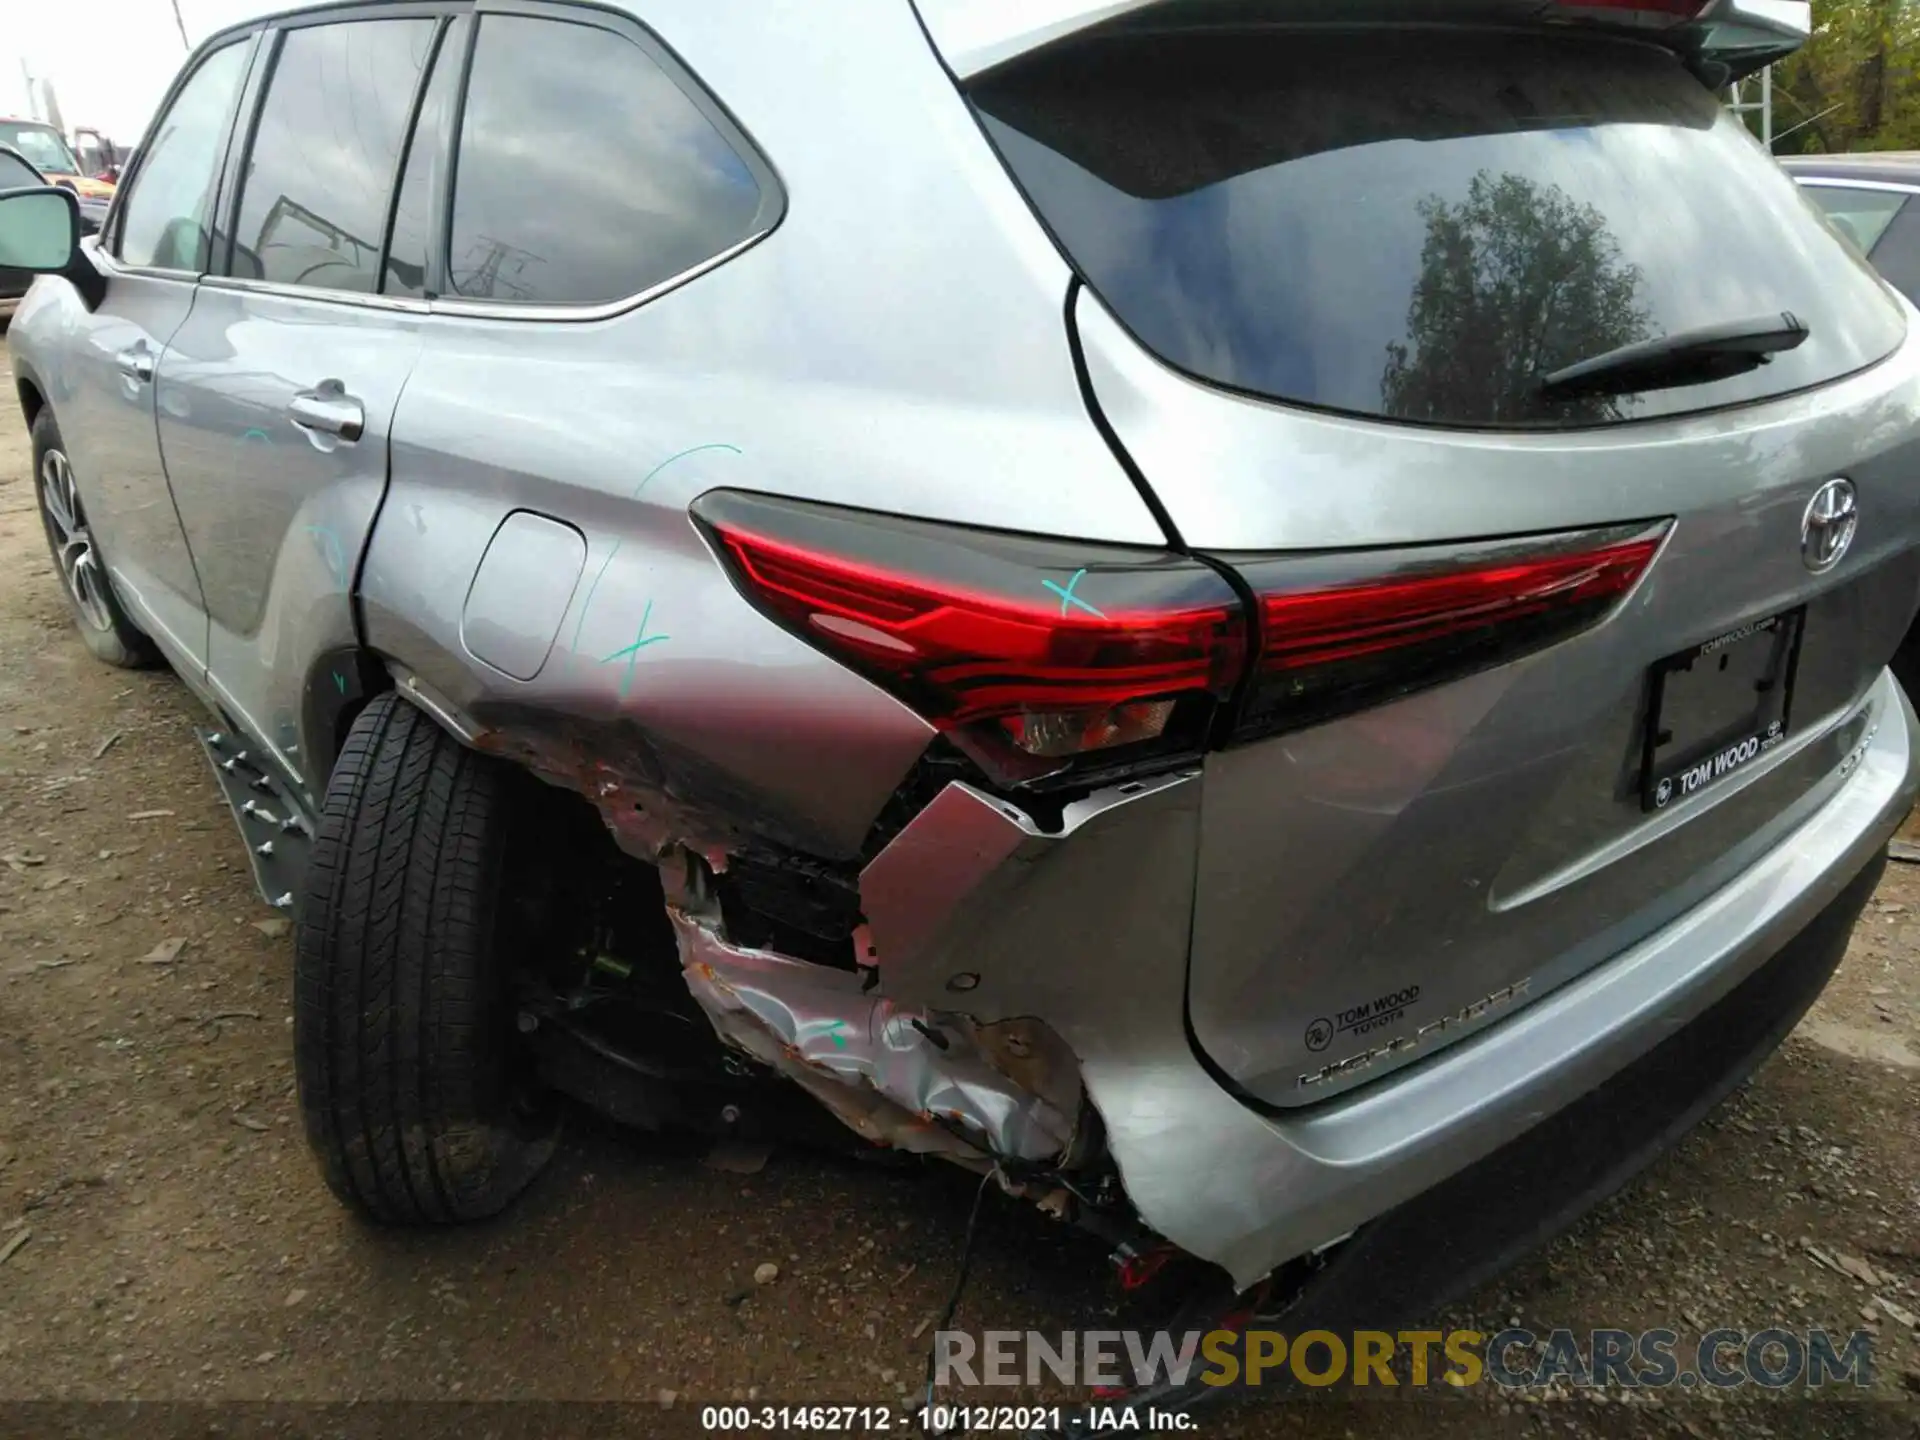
[669,907,1082,1165]
[858,669,1919,1291]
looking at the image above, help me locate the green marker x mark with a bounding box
[599,598,669,699]
[1043,567,1105,619]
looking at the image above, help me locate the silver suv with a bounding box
[4,0,1916,1400]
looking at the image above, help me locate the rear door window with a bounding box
[444,12,775,307]
[228,18,435,293]
[1799,184,1907,255]
[974,30,1907,430]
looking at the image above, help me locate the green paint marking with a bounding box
[569,540,622,658]
[304,524,348,588]
[597,598,668,698]
[824,1019,849,1050]
[568,445,737,669]
[332,671,347,695]
[630,442,740,500]
[1042,568,1104,619]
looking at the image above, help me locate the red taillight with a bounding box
[695,490,1665,778]
[1232,526,1664,740]
[694,491,1246,780]
[1552,0,1708,24]
[1259,537,1660,673]
[710,525,1242,726]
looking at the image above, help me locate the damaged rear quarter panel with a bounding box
[360,473,934,861]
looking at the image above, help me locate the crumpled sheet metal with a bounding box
[669,909,1078,1163]
[471,718,740,869]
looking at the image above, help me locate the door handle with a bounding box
[114,346,154,383]
[288,381,365,443]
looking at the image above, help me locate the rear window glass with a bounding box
[973,30,1906,430]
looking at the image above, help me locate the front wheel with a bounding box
[295,692,556,1223]
[30,408,160,668]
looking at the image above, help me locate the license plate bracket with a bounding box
[1641,610,1803,813]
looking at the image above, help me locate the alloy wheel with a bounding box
[38,447,114,633]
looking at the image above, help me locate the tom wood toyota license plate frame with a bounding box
[1642,610,1803,813]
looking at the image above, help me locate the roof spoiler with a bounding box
[914,0,1809,84]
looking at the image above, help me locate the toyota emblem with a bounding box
[1801,479,1858,574]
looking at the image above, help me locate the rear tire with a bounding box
[30,408,161,669]
[295,692,556,1223]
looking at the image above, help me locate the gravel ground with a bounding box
[0,348,1916,1438]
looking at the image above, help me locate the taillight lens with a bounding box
[1228,524,1665,741]
[696,491,1663,779]
[1552,0,1708,26]
[693,491,1246,782]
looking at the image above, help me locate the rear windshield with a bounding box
[972,30,1907,430]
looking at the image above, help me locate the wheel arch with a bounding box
[13,361,46,432]
[299,643,395,787]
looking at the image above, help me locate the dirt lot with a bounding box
[0,347,1917,1438]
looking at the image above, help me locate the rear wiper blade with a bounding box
[1537,312,1809,403]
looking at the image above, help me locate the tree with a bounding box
[1382,171,1652,426]
[1768,0,1920,153]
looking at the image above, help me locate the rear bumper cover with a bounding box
[861,669,1918,1289]
[1265,842,1885,1338]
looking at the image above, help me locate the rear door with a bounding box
[156,9,447,798]
[41,37,256,671]
[973,24,1920,1103]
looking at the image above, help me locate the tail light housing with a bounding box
[696,490,1664,784]
[693,490,1246,785]
[1227,523,1665,741]
[1552,0,1710,27]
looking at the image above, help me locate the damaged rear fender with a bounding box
[663,858,1088,1166]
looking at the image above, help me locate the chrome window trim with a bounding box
[200,272,433,313]
[1788,177,1920,196]
[184,227,769,321]
[90,246,199,285]
[423,226,772,322]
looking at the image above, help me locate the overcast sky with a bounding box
[2,0,277,142]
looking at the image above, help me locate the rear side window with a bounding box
[1861,201,1920,304]
[229,18,435,292]
[446,13,771,306]
[117,41,250,271]
[1800,185,1907,255]
[974,31,1907,430]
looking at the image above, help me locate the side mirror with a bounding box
[0,186,79,270]
[0,186,105,310]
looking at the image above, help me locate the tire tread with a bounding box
[295,693,551,1224]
